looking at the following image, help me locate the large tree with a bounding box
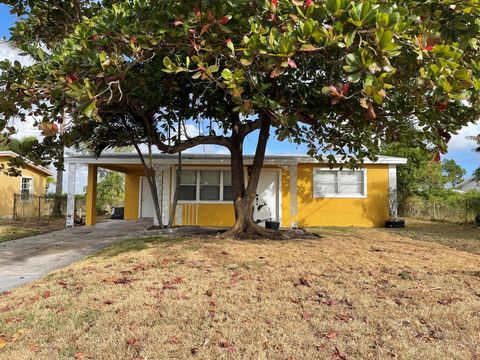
[1,0,480,237]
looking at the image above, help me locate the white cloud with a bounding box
[448,121,480,151]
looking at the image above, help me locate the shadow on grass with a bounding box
[91,236,187,259]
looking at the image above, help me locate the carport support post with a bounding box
[85,165,98,226]
[66,163,77,228]
[289,165,298,229]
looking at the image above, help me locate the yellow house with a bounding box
[0,151,54,218]
[64,154,406,228]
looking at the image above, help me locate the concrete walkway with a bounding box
[0,219,152,293]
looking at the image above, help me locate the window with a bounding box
[20,177,32,199]
[177,169,233,202]
[200,170,220,200]
[313,169,366,198]
[178,170,197,201]
[223,171,234,201]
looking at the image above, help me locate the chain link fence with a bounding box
[12,194,86,220]
[400,198,480,224]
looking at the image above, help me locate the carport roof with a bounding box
[65,153,407,166]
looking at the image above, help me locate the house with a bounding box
[456,178,480,193]
[64,154,407,228]
[0,151,53,218]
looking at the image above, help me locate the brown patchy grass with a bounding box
[0,225,479,359]
[390,218,480,254]
[0,218,65,243]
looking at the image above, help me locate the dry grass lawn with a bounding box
[0,218,65,243]
[0,222,479,359]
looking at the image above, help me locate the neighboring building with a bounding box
[65,154,407,228]
[0,151,53,218]
[456,178,480,193]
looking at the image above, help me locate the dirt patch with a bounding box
[0,224,479,359]
[0,218,65,243]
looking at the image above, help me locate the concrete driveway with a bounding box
[0,219,152,293]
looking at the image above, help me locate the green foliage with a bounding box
[1,0,480,169]
[473,168,480,182]
[96,171,125,214]
[441,159,466,187]
[382,143,466,200]
[0,136,39,158]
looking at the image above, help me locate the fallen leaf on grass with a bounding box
[437,298,460,305]
[163,277,183,290]
[334,346,347,359]
[294,276,311,287]
[302,311,313,320]
[113,277,133,285]
[11,328,28,343]
[74,352,85,359]
[325,331,339,339]
[219,341,235,353]
[43,291,51,299]
[28,343,40,352]
[0,336,7,349]
[126,338,138,346]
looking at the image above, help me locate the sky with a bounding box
[0,5,478,180]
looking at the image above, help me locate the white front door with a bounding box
[140,177,154,218]
[253,171,280,226]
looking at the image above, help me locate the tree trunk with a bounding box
[168,150,181,228]
[50,165,64,218]
[223,114,279,239]
[134,144,163,228]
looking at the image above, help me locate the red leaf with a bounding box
[219,16,230,25]
[126,338,138,346]
[272,0,278,8]
[43,291,51,299]
[305,0,313,6]
[341,83,350,95]
[194,8,201,18]
[287,58,298,69]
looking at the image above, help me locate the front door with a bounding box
[253,171,279,226]
[140,177,154,218]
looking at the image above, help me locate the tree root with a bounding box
[218,223,321,240]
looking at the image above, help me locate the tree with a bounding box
[1,0,480,237]
[441,159,466,188]
[96,171,125,214]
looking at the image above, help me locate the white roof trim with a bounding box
[65,153,407,166]
[0,151,54,176]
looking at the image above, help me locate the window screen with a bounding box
[199,170,220,201]
[313,169,365,197]
[21,178,32,199]
[223,171,234,201]
[179,170,197,201]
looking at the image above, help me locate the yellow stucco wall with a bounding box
[0,157,49,218]
[88,162,390,228]
[294,164,390,227]
[124,171,142,220]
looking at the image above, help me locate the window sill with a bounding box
[177,201,234,205]
[313,194,367,199]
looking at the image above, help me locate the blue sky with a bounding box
[0,5,478,176]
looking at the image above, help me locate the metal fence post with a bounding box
[12,193,16,221]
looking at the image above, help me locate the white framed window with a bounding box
[313,168,367,198]
[20,177,33,199]
[177,169,234,202]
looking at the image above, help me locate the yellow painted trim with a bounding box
[85,165,98,226]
